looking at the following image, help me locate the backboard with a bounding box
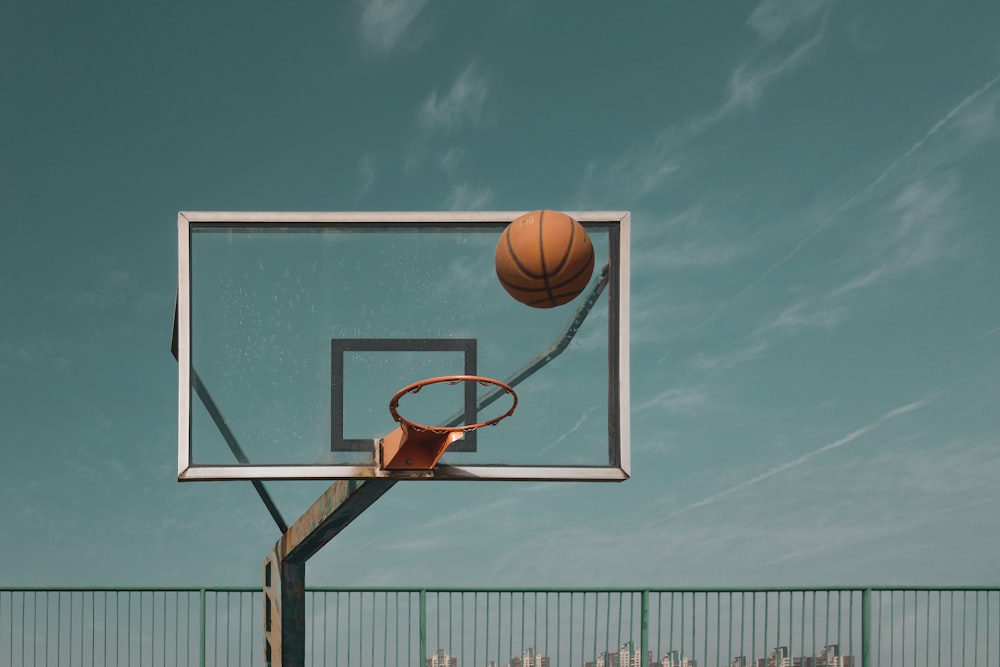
[175,211,629,481]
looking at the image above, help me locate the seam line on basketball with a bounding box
[539,210,556,307]
[505,223,542,279]
[552,217,574,275]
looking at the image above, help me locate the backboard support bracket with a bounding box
[264,478,396,666]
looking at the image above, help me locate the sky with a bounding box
[2,0,999,589]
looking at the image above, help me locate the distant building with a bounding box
[595,650,619,667]
[793,644,852,667]
[426,648,457,667]
[767,646,791,667]
[726,644,854,667]
[515,647,549,667]
[618,641,652,667]
[659,649,696,667]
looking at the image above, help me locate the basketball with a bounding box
[495,210,595,308]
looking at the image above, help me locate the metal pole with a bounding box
[199,588,206,667]
[861,589,871,667]
[420,590,427,667]
[640,591,649,667]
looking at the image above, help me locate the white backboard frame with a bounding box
[176,211,630,482]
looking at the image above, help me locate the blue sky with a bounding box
[2,0,999,587]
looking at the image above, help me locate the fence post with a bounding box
[641,591,649,667]
[861,589,871,667]
[199,588,207,667]
[419,589,427,667]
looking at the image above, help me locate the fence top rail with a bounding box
[2,585,999,594]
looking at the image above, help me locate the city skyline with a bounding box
[427,641,853,667]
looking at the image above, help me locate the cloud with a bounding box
[407,494,520,532]
[578,23,824,204]
[581,153,680,201]
[633,386,707,416]
[67,268,136,311]
[419,63,490,133]
[358,153,376,195]
[690,340,768,372]
[829,176,959,299]
[950,85,999,146]
[975,325,1000,341]
[435,246,501,303]
[0,340,37,366]
[744,178,961,334]
[540,406,596,454]
[443,183,493,210]
[826,266,887,298]
[0,335,71,371]
[632,206,749,273]
[741,175,963,340]
[357,0,428,55]
[723,30,824,112]
[654,398,929,523]
[876,71,1000,179]
[756,299,847,335]
[747,0,836,42]
[890,179,958,261]
[686,72,1000,335]
[438,148,465,175]
[404,66,492,176]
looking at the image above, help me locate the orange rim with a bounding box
[389,375,518,434]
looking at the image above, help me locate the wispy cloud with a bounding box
[889,178,959,262]
[744,175,962,339]
[653,399,929,523]
[756,298,847,335]
[0,335,71,371]
[438,148,465,175]
[670,180,961,350]
[632,206,749,273]
[63,268,136,312]
[722,30,824,113]
[690,340,768,372]
[408,495,520,532]
[580,153,679,201]
[975,325,1000,341]
[358,153,375,195]
[875,72,1000,178]
[540,406,596,454]
[419,63,490,133]
[688,20,827,139]
[356,0,428,55]
[825,266,887,298]
[747,0,836,42]
[443,183,493,210]
[634,386,707,416]
[0,340,38,366]
[829,177,960,298]
[408,64,493,187]
[435,245,501,300]
[578,8,826,204]
[688,71,1000,334]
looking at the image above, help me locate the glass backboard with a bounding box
[175,211,629,481]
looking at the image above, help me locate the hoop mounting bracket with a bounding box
[379,424,465,470]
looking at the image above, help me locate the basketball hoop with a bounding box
[381,375,518,471]
[389,375,518,433]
